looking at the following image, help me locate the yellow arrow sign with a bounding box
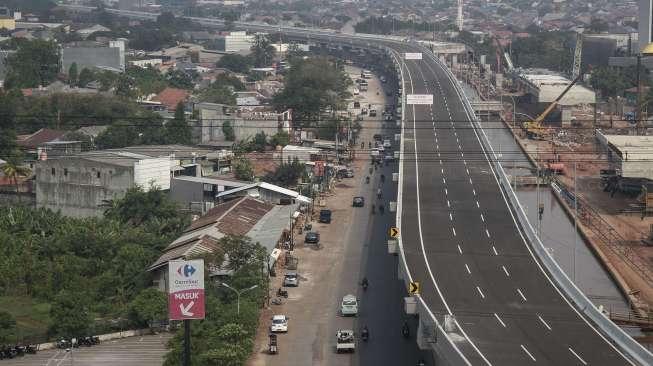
[409,281,420,295]
[389,227,400,238]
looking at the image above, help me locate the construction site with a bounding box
[441,32,653,341]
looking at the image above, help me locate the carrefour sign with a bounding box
[168,259,205,320]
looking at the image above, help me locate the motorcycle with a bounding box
[361,326,369,342]
[379,205,384,215]
[377,189,382,199]
[402,322,410,338]
[362,278,369,291]
[277,288,288,298]
[380,174,385,183]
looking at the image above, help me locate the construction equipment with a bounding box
[572,32,583,79]
[523,72,583,139]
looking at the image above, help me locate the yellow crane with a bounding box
[523,72,583,139]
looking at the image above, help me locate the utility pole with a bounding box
[183,320,191,366]
[573,161,578,282]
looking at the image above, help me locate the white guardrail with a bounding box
[414,44,653,366]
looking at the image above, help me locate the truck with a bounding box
[336,330,355,353]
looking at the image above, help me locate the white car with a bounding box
[270,315,288,333]
[340,294,358,316]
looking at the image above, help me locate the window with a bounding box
[51,168,55,176]
[97,171,101,179]
[64,168,68,177]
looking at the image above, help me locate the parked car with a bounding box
[352,197,365,207]
[319,209,332,223]
[345,169,354,178]
[283,272,299,287]
[305,231,320,244]
[340,294,358,316]
[270,315,289,333]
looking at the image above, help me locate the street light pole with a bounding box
[221,283,259,316]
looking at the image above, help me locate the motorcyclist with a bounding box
[380,174,385,182]
[379,204,384,214]
[402,322,410,338]
[362,277,369,290]
[417,359,426,366]
[361,325,369,341]
[366,176,370,184]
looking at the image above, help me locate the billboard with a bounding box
[406,94,434,105]
[404,53,423,60]
[168,259,205,320]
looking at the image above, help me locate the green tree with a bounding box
[251,34,276,68]
[77,68,95,88]
[200,84,237,105]
[0,157,32,199]
[216,54,252,73]
[0,311,16,344]
[263,158,303,187]
[49,289,91,338]
[103,187,188,233]
[270,131,290,147]
[166,70,195,90]
[4,39,60,89]
[251,131,267,152]
[127,288,167,330]
[232,158,254,181]
[68,62,78,86]
[95,121,139,149]
[222,120,235,141]
[0,91,18,159]
[165,102,192,144]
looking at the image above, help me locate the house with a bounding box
[148,196,296,291]
[76,24,111,38]
[217,181,311,205]
[17,128,69,155]
[282,145,321,164]
[152,87,190,112]
[61,45,124,73]
[170,175,249,214]
[35,149,171,217]
[73,125,109,144]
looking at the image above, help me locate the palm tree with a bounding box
[1,159,32,202]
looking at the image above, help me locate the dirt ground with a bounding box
[246,67,387,366]
[513,121,653,314]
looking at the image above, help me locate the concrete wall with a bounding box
[62,47,123,73]
[36,158,134,217]
[198,103,230,143]
[232,118,280,141]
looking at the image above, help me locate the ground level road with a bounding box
[2,333,172,366]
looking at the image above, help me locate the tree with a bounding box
[1,158,31,200]
[0,311,16,344]
[232,158,254,181]
[589,18,609,33]
[222,120,235,141]
[77,68,95,88]
[68,62,78,86]
[127,288,167,331]
[4,39,60,89]
[0,91,18,160]
[95,121,139,149]
[165,102,192,144]
[251,131,267,152]
[263,158,303,187]
[166,70,195,90]
[200,84,237,105]
[49,289,91,338]
[270,131,290,147]
[103,187,188,233]
[250,34,276,68]
[216,54,252,74]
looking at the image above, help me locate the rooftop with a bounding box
[604,135,653,161]
[16,128,67,149]
[152,87,190,111]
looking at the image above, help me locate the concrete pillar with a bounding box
[561,106,573,127]
[496,73,503,92]
[452,54,458,67]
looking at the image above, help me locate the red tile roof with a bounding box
[152,87,190,111]
[17,128,67,149]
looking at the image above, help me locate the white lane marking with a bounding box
[521,345,536,362]
[458,144,462,150]
[502,265,510,277]
[466,168,470,175]
[443,177,446,184]
[444,188,448,195]
[537,314,552,331]
[492,246,498,255]
[568,347,588,365]
[465,263,471,274]
[438,152,441,157]
[436,144,440,149]
[485,229,491,238]
[441,168,444,174]
[457,244,463,254]
[452,227,457,236]
[470,178,474,184]
[447,200,450,207]
[494,313,507,328]
[439,159,443,165]
[463,160,467,165]
[517,288,528,302]
[480,213,485,222]
[476,200,480,208]
[472,189,476,195]
[476,286,485,299]
[449,212,453,221]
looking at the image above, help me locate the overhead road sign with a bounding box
[409,281,420,295]
[404,52,423,60]
[169,259,205,320]
[406,94,433,105]
[389,227,400,238]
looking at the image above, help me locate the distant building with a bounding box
[640,0,653,51]
[597,132,653,181]
[170,175,249,213]
[151,87,190,111]
[76,24,111,38]
[129,58,163,68]
[0,17,16,31]
[62,46,124,73]
[215,31,254,53]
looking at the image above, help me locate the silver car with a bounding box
[340,294,358,316]
[283,272,299,287]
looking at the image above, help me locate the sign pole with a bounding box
[183,319,191,366]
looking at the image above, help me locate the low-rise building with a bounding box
[217,181,311,205]
[170,175,248,213]
[215,31,255,53]
[62,45,124,73]
[148,196,295,291]
[35,150,171,217]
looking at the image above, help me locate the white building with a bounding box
[640,0,653,52]
[217,31,255,53]
[518,73,595,105]
[129,58,163,68]
[282,145,320,164]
